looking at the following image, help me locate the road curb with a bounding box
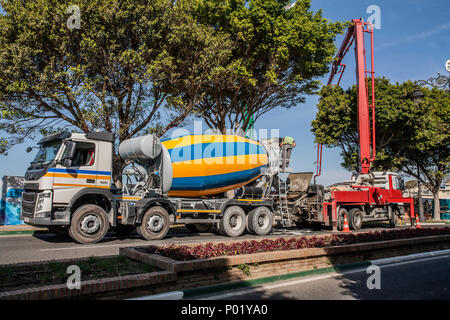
[182,261,371,299]
[370,248,450,266]
[128,291,184,300]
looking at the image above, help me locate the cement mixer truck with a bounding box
[19,129,413,244]
[20,131,293,243]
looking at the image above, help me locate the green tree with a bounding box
[191,0,345,133]
[312,77,450,219]
[0,0,233,183]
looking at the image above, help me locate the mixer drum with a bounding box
[161,134,269,197]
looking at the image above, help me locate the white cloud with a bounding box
[379,22,450,49]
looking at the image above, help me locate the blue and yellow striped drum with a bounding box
[161,135,269,197]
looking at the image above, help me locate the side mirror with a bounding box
[63,142,76,167]
[65,142,76,159]
[63,158,72,167]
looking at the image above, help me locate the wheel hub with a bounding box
[147,215,163,232]
[229,213,242,229]
[257,214,269,228]
[80,214,101,234]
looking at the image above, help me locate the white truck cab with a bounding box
[21,131,117,241]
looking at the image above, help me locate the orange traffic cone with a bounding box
[415,214,422,229]
[342,213,351,233]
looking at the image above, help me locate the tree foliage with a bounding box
[0,0,233,179]
[192,0,345,133]
[312,77,450,217]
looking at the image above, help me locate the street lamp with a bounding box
[412,61,450,222]
[411,91,425,222]
[415,73,450,92]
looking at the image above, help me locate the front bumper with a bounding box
[22,213,70,226]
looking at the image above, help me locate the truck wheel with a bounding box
[69,204,109,244]
[337,208,349,231]
[247,206,273,236]
[348,208,363,230]
[219,206,246,237]
[186,224,213,233]
[138,206,170,240]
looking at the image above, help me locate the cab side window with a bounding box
[71,142,95,167]
[392,176,402,190]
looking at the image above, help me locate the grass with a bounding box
[0,256,159,292]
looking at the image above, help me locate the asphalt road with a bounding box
[199,254,450,300]
[0,225,395,264]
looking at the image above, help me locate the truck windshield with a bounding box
[31,140,62,166]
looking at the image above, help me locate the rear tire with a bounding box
[219,206,246,237]
[348,208,363,230]
[69,204,109,244]
[138,206,170,240]
[247,206,273,236]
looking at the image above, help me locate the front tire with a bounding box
[348,208,363,230]
[69,204,109,244]
[247,206,273,236]
[138,206,170,240]
[219,206,246,237]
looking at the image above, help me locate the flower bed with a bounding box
[0,255,159,293]
[145,227,450,261]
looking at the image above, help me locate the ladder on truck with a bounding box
[277,169,292,227]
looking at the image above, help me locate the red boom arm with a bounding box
[314,19,376,182]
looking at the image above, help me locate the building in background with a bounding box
[404,177,450,220]
[404,178,450,200]
[0,176,24,225]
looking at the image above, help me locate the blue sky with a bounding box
[0,0,449,186]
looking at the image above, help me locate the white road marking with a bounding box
[39,242,146,251]
[199,254,450,300]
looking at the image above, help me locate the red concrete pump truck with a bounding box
[301,19,415,230]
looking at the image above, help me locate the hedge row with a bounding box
[145,227,450,261]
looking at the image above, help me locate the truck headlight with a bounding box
[35,191,52,214]
[36,195,45,212]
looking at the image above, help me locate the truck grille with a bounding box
[21,191,37,217]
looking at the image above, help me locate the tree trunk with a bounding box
[433,190,441,221]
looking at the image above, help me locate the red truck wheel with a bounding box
[348,208,363,230]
